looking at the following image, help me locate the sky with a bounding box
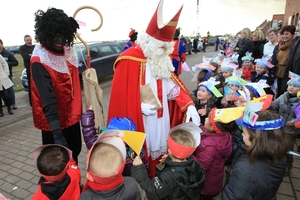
[1,0,286,46]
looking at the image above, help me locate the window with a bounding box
[111,45,122,53]
[90,46,100,60]
[99,45,114,56]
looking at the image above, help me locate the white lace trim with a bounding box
[167,85,180,100]
[32,44,78,74]
[148,146,168,160]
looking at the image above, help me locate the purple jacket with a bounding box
[193,127,232,196]
[81,109,97,150]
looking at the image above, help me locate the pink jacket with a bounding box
[193,127,232,196]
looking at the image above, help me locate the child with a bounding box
[81,109,149,176]
[32,144,81,200]
[80,130,147,199]
[221,76,247,107]
[250,59,274,95]
[269,71,300,175]
[131,123,205,200]
[223,110,290,199]
[240,54,254,81]
[195,77,223,125]
[219,58,238,80]
[194,107,241,200]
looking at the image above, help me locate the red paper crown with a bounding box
[146,0,183,42]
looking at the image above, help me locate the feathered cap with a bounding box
[287,71,300,87]
[191,57,216,82]
[146,0,183,42]
[128,28,138,37]
[220,58,238,72]
[242,51,254,62]
[254,54,274,69]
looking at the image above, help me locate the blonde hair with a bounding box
[241,28,252,39]
[170,130,195,148]
[89,143,123,177]
[252,30,265,41]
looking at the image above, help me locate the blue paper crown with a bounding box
[236,116,285,131]
[256,60,268,68]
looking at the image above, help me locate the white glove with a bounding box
[141,102,157,116]
[185,105,200,126]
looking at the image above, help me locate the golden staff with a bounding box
[73,6,103,68]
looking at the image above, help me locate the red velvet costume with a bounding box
[32,158,81,200]
[30,44,82,131]
[107,46,194,177]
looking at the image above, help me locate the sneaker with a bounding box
[297,145,300,153]
[7,107,13,115]
[12,105,17,110]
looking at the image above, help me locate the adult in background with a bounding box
[263,28,278,55]
[0,54,13,117]
[123,28,138,52]
[170,27,186,76]
[282,25,300,94]
[193,36,199,54]
[31,7,82,163]
[251,29,267,60]
[215,36,220,51]
[0,39,18,110]
[19,35,35,106]
[233,28,254,67]
[107,0,200,178]
[272,25,295,97]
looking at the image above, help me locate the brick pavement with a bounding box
[1,77,300,199]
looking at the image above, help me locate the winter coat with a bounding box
[251,39,267,60]
[241,65,254,81]
[131,156,205,200]
[276,39,294,78]
[237,38,254,67]
[250,71,275,95]
[269,91,300,134]
[193,127,232,196]
[222,153,286,200]
[0,54,13,90]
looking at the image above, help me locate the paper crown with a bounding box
[287,71,300,87]
[86,130,146,184]
[128,28,137,37]
[107,116,136,131]
[199,77,223,98]
[146,0,183,42]
[220,58,238,71]
[254,54,274,68]
[210,107,245,134]
[168,122,201,159]
[242,51,254,61]
[191,57,216,82]
[230,53,239,63]
[225,76,247,87]
[245,80,268,97]
[32,144,72,182]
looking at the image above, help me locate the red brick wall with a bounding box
[284,0,300,26]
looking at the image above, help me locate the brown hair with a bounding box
[37,146,69,176]
[245,110,290,164]
[280,25,296,35]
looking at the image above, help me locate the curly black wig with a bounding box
[34,8,79,47]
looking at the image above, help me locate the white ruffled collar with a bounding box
[32,44,78,74]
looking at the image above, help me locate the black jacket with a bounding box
[131,156,205,200]
[222,153,286,200]
[252,39,267,60]
[19,44,35,69]
[238,39,254,67]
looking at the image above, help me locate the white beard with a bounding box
[138,32,175,79]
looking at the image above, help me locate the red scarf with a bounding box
[83,175,124,192]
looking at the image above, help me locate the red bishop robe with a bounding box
[107,46,194,177]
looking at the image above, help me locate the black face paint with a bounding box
[53,35,66,45]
